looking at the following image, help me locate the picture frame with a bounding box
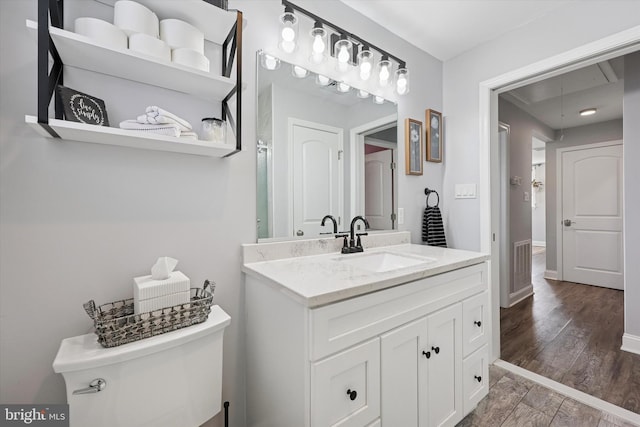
[57,85,109,126]
[425,109,442,163]
[405,118,423,175]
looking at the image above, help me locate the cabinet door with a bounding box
[381,318,429,427]
[463,345,489,415]
[426,304,463,427]
[462,291,488,357]
[311,338,380,427]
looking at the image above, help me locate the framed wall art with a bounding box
[426,109,442,162]
[405,118,423,175]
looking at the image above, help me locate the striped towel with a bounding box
[422,206,447,247]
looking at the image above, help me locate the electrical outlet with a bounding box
[524,191,530,202]
[398,208,405,225]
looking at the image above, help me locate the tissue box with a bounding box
[133,271,190,314]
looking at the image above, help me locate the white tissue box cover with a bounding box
[133,271,190,313]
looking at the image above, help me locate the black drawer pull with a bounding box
[474,375,482,383]
[422,350,431,359]
[346,389,357,401]
[474,320,482,327]
[431,346,440,354]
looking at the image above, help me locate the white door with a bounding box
[365,149,393,230]
[291,120,343,237]
[561,143,623,289]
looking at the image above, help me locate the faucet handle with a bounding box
[355,232,368,249]
[336,233,350,253]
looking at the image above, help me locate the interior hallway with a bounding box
[500,248,640,414]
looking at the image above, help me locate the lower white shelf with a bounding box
[25,115,236,157]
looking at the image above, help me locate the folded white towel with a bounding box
[179,131,198,140]
[137,106,192,132]
[119,120,181,138]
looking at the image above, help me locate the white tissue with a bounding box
[151,256,178,280]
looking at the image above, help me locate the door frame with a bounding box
[288,117,344,236]
[349,114,398,219]
[479,26,640,361]
[556,140,623,282]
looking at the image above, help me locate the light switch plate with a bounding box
[397,208,405,225]
[455,184,477,199]
[524,191,530,202]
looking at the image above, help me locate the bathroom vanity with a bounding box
[243,232,490,427]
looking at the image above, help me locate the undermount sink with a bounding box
[334,251,436,273]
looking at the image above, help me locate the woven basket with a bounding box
[83,280,215,348]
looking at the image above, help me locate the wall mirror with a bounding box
[256,52,398,241]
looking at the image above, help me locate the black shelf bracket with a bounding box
[222,10,243,157]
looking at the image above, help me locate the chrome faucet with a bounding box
[337,216,369,254]
[320,215,338,234]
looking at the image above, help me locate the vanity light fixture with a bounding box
[316,74,331,86]
[279,5,298,53]
[260,53,281,70]
[580,108,597,116]
[395,63,410,95]
[309,21,327,64]
[357,89,370,98]
[378,55,391,87]
[357,45,374,81]
[337,82,351,93]
[291,65,309,78]
[373,95,385,104]
[334,35,353,72]
[279,0,409,96]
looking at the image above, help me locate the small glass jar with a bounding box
[201,117,226,143]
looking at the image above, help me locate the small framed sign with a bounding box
[425,109,442,163]
[405,118,423,175]
[57,86,109,126]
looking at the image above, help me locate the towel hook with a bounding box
[425,188,440,207]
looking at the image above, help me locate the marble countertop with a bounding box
[242,243,489,308]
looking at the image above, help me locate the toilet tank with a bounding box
[53,305,230,427]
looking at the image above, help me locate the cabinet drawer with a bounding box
[462,291,488,357]
[310,263,487,360]
[311,339,380,427]
[462,345,489,415]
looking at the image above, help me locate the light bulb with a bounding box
[397,76,407,94]
[281,26,295,42]
[374,96,384,104]
[338,45,350,63]
[379,65,390,85]
[313,35,325,54]
[281,40,295,53]
[316,74,331,86]
[265,56,277,70]
[292,65,308,78]
[395,66,410,95]
[360,61,372,74]
[357,89,370,98]
[337,82,350,93]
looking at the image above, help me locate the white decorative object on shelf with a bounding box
[128,32,171,62]
[74,17,127,50]
[172,47,209,72]
[160,19,204,54]
[113,0,159,37]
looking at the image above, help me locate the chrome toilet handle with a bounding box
[73,378,107,395]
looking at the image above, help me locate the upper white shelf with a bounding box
[25,115,236,157]
[99,0,239,44]
[26,20,236,102]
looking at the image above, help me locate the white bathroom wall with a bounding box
[443,1,640,252]
[0,1,443,425]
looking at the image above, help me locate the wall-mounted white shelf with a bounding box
[26,20,235,102]
[25,115,235,157]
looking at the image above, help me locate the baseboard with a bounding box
[508,285,534,307]
[494,360,640,426]
[532,241,546,247]
[622,333,640,355]
[544,270,558,280]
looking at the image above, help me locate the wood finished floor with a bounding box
[500,249,640,414]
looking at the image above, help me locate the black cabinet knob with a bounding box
[474,375,482,383]
[422,350,431,359]
[346,389,357,401]
[474,320,482,327]
[431,346,440,354]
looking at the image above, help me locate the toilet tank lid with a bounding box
[53,305,230,373]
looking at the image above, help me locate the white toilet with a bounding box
[53,305,230,427]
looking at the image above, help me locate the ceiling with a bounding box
[338,0,625,132]
[338,0,571,61]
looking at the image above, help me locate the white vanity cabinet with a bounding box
[245,257,489,427]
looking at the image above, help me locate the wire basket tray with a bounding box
[83,280,215,348]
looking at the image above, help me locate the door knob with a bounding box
[563,219,572,226]
[73,378,106,395]
[346,389,357,401]
[296,229,304,236]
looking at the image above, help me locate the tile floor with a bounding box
[456,364,639,427]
